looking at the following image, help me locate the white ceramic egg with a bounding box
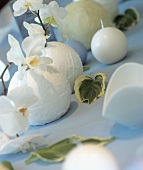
[42,41,83,92]
[103,62,143,128]
[8,65,71,126]
[91,27,128,64]
[62,144,119,170]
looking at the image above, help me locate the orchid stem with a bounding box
[37,10,48,47]
[0,62,13,95]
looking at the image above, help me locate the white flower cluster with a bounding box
[0,0,68,144]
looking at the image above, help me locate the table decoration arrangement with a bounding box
[58,0,112,50]
[0,0,143,170]
[0,0,110,160]
[0,0,75,156]
[0,135,115,170]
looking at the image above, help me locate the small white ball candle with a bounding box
[91,27,128,64]
[62,144,120,170]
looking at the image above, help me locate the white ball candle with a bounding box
[91,27,128,64]
[62,144,120,170]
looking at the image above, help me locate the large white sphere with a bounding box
[95,0,118,20]
[43,42,83,92]
[91,27,128,64]
[72,0,118,20]
[59,0,112,50]
[62,144,119,170]
[8,65,71,125]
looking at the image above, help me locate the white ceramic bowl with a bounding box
[103,62,143,128]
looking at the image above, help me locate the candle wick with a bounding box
[100,19,104,29]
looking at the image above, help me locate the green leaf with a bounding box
[114,14,134,31]
[114,7,140,31]
[25,135,115,164]
[74,73,106,104]
[124,7,140,23]
[0,161,14,170]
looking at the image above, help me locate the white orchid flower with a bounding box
[0,134,48,155]
[23,22,50,39]
[0,86,38,137]
[13,0,43,16]
[7,34,52,79]
[35,1,68,27]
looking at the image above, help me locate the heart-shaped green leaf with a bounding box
[74,73,106,104]
[114,7,140,31]
[125,7,140,23]
[25,135,115,164]
[114,14,134,31]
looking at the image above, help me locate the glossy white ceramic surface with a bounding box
[91,27,128,64]
[103,62,143,128]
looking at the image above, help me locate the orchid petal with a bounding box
[17,66,27,80]
[13,0,27,16]
[0,133,9,149]
[23,22,44,36]
[8,34,20,47]
[38,2,67,25]
[22,35,45,57]
[39,4,51,20]
[0,111,29,137]
[0,96,15,115]
[49,1,67,20]
[13,0,25,11]
[48,1,59,11]
[0,134,47,155]
[13,7,27,17]
[29,0,43,11]
[7,86,38,108]
[7,35,24,65]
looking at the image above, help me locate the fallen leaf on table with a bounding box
[74,73,106,104]
[25,135,115,164]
